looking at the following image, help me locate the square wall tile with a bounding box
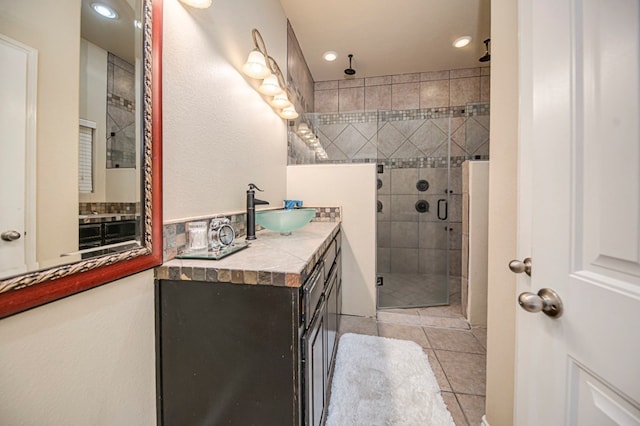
[315,80,339,90]
[390,221,419,248]
[339,87,365,112]
[391,82,420,110]
[420,70,450,81]
[365,85,392,110]
[390,168,419,195]
[450,77,480,106]
[315,89,338,112]
[392,73,421,84]
[450,67,481,78]
[338,78,364,88]
[365,75,392,86]
[390,248,419,273]
[420,80,450,108]
[480,75,491,102]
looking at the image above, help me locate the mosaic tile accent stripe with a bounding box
[79,202,140,214]
[313,104,490,126]
[162,207,341,262]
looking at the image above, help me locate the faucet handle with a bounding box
[248,183,263,192]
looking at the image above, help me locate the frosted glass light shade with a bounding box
[297,122,310,134]
[258,75,283,96]
[279,106,299,119]
[242,49,271,79]
[269,92,291,108]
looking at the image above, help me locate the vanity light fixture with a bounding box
[453,36,472,48]
[242,29,299,120]
[296,122,311,135]
[269,93,292,108]
[92,3,118,19]
[178,0,213,8]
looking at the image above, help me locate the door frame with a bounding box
[0,33,38,272]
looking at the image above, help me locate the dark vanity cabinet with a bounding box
[79,219,138,249]
[156,232,342,426]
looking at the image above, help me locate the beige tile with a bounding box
[338,315,378,336]
[315,89,338,112]
[338,78,364,88]
[420,80,450,108]
[471,327,487,350]
[339,87,365,112]
[450,68,481,78]
[421,70,450,81]
[457,394,486,426]
[392,73,421,84]
[436,350,486,395]
[390,168,418,194]
[365,75,392,86]
[423,348,452,392]
[380,308,420,315]
[441,392,468,426]
[390,248,419,273]
[377,247,390,273]
[365,85,391,110]
[391,82,420,110]
[425,328,486,354]
[480,76,490,102]
[377,322,430,347]
[417,300,464,319]
[449,249,462,276]
[480,67,491,76]
[450,77,480,106]
[390,221,419,248]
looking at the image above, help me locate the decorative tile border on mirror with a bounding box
[162,207,341,262]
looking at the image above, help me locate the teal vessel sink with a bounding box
[255,208,316,235]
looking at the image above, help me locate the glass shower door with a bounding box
[376,114,451,309]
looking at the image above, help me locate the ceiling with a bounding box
[81,0,137,64]
[279,0,491,82]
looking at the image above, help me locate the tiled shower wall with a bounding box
[289,66,490,279]
[106,53,136,168]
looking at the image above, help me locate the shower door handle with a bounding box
[437,199,448,220]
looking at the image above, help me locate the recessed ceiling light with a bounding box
[453,36,472,48]
[92,3,118,19]
[323,51,338,62]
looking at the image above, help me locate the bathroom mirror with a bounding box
[0,0,163,318]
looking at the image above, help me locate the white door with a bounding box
[0,34,37,277]
[515,0,640,423]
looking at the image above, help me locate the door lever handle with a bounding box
[509,257,532,276]
[1,230,21,242]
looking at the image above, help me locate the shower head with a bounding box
[479,38,491,62]
[344,54,356,78]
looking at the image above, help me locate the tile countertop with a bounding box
[155,221,341,288]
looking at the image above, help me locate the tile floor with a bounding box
[335,289,486,426]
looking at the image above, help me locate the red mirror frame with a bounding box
[0,0,163,319]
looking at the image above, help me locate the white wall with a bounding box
[163,0,289,220]
[0,0,292,423]
[287,164,377,317]
[485,0,519,423]
[79,38,108,203]
[1,0,79,267]
[0,271,156,425]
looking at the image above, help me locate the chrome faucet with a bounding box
[246,183,269,240]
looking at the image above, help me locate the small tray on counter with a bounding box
[176,240,250,260]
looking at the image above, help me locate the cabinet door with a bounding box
[325,272,338,378]
[304,300,325,426]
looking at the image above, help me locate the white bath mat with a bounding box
[326,333,454,426]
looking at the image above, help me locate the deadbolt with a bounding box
[509,257,532,276]
[518,288,563,318]
[1,230,21,242]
